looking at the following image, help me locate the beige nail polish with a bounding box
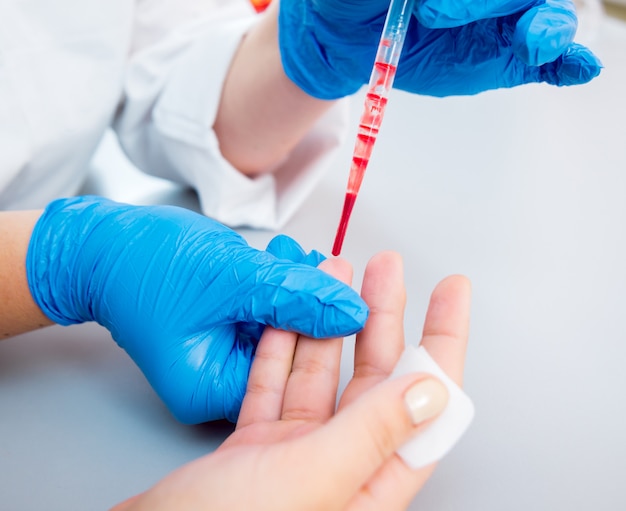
[404,378,449,425]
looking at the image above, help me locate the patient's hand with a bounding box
[112,252,471,511]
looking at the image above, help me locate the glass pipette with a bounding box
[331,0,416,256]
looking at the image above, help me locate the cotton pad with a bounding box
[390,344,475,469]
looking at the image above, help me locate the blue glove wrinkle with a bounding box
[416,0,540,28]
[532,43,603,86]
[396,20,515,96]
[227,259,368,338]
[513,0,577,65]
[302,249,326,267]
[265,234,308,263]
[266,234,327,267]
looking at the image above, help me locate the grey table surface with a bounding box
[1,15,625,511]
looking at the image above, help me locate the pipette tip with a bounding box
[331,192,357,256]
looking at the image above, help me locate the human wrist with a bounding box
[0,210,54,336]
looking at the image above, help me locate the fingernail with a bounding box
[404,378,449,425]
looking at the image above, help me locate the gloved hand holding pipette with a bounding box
[279,0,602,100]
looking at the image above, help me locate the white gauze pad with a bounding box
[390,344,475,469]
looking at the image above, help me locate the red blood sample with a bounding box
[332,192,357,256]
[331,62,398,255]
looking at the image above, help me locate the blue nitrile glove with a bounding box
[266,234,326,267]
[26,196,368,424]
[279,0,602,100]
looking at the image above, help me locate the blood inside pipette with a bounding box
[332,63,396,256]
[332,192,357,256]
[331,152,372,256]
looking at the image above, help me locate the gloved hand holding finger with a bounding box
[26,196,368,424]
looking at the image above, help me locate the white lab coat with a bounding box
[0,0,348,228]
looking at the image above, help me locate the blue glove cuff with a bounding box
[27,196,106,326]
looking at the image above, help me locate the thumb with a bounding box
[300,374,449,499]
[231,256,369,338]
